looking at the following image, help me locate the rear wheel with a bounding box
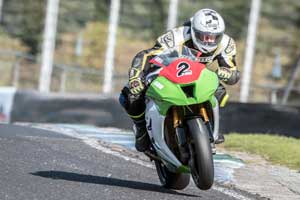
[187,118,214,190]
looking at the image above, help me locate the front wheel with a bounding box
[154,160,190,190]
[187,118,214,190]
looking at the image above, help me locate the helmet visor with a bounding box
[193,29,223,47]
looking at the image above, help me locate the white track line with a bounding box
[212,186,252,200]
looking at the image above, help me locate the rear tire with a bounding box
[154,160,190,190]
[187,118,214,190]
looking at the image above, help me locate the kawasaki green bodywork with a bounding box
[146,68,219,116]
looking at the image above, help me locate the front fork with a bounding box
[173,105,214,164]
[173,107,189,164]
[173,105,214,141]
[200,106,215,143]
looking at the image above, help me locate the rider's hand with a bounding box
[217,67,233,82]
[129,77,145,95]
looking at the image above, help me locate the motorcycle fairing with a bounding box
[146,68,218,116]
[145,99,190,173]
[151,57,205,84]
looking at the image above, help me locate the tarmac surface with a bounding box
[0,123,260,200]
[1,123,300,200]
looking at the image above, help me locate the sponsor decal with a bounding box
[153,81,164,90]
[197,56,214,63]
[225,38,235,54]
[154,56,163,64]
[162,31,175,48]
[132,56,142,68]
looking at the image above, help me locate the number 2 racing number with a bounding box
[177,62,192,77]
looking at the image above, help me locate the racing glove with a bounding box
[129,77,145,95]
[217,67,233,82]
[217,67,240,85]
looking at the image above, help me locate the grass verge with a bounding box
[223,133,300,170]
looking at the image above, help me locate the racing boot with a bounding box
[119,86,150,152]
[132,119,151,152]
[215,133,225,144]
[214,84,228,144]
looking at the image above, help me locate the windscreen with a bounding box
[150,46,199,67]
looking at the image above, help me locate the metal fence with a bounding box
[0,0,299,105]
[0,50,125,93]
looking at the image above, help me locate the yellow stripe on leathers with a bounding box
[128,111,145,119]
[220,93,229,107]
[140,49,164,71]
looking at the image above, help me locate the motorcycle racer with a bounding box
[119,8,240,152]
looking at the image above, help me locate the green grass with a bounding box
[223,134,300,170]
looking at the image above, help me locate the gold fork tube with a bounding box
[173,107,180,128]
[200,106,209,122]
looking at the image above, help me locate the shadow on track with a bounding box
[30,171,200,197]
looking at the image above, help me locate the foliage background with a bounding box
[0,0,299,102]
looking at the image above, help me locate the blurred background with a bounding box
[0,0,299,105]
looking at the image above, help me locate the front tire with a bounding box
[187,118,214,190]
[154,160,190,190]
[154,116,190,190]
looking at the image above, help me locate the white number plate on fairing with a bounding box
[153,81,164,90]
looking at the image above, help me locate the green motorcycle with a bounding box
[144,46,220,190]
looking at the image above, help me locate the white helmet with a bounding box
[191,9,225,53]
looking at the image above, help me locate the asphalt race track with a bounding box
[0,124,260,200]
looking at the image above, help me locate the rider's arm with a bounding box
[216,37,240,85]
[128,25,189,94]
[129,45,163,80]
[128,45,163,94]
[130,23,183,79]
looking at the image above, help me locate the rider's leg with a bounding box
[215,83,229,108]
[119,86,150,152]
[214,83,229,144]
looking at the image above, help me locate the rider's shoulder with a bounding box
[157,21,192,49]
[215,34,236,56]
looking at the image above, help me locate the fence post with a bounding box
[270,89,277,104]
[240,0,261,103]
[167,0,178,30]
[103,0,121,94]
[60,69,67,93]
[39,0,60,93]
[0,0,3,22]
[77,73,82,91]
[12,58,20,88]
[281,58,300,105]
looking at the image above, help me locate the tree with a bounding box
[2,0,45,55]
[1,0,106,55]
